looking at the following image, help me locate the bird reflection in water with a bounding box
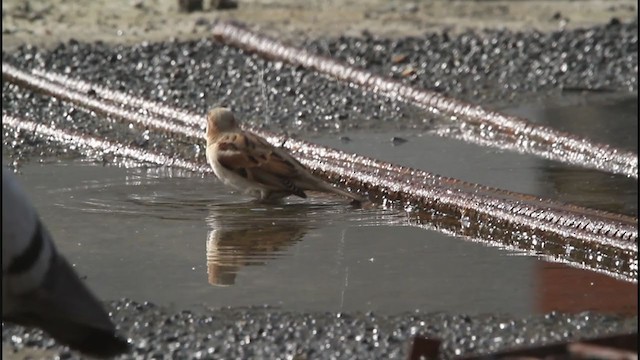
[204,203,323,286]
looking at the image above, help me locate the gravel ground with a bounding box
[2,1,638,359]
[3,19,638,164]
[2,0,637,50]
[3,300,638,359]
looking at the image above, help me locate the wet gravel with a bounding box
[2,19,638,359]
[3,18,638,164]
[2,299,637,359]
[303,18,638,103]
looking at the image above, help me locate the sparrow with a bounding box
[2,168,129,358]
[205,107,363,203]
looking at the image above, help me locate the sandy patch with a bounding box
[2,0,637,50]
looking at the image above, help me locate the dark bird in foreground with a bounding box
[2,168,129,358]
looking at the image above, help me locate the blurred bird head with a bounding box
[206,107,239,143]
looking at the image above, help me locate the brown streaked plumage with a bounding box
[205,107,363,203]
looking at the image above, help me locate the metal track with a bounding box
[409,333,638,360]
[211,22,638,179]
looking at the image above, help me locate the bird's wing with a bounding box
[215,132,307,195]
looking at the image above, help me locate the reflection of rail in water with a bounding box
[2,61,637,282]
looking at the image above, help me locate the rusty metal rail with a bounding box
[211,22,638,179]
[409,333,638,360]
[2,64,637,282]
[2,114,209,173]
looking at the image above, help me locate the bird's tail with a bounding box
[317,180,366,203]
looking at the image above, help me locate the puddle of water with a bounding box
[506,93,638,153]
[313,93,637,216]
[8,160,636,316]
[507,93,638,216]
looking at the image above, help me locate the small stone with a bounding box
[400,66,416,77]
[391,137,408,146]
[210,0,238,10]
[131,0,144,9]
[403,3,418,12]
[178,0,203,13]
[391,53,408,64]
[195,17,209,26]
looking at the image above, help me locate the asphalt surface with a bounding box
[2,16,638,360]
